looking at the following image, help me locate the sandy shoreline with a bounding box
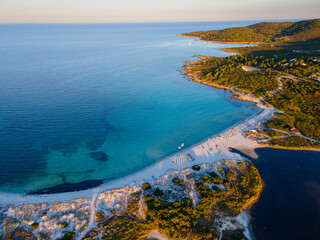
[0,102,274,205]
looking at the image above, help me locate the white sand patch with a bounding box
[142,230,168,240]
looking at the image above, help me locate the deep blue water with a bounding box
[251,149,320,240]
[0,22,260,193]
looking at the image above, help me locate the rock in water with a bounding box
[90,151,108,161]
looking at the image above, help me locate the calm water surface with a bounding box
[251,148,320,240]
[0,22,259,193]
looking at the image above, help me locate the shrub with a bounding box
[41,212,47,217]
[173,201,182,208]
[30,222,39,230]
[226,172,235,180]
[96,212,105,222]
[201,175,213,184]
[61,232,76,240]
[111,209,117,214]
[237,162,244,167]
[154,188,164,197]
[264,119,291,131]
[209,172,218,178]
[142,183,151,191]
[182,197,193,207]
[61,222,68,228]
[172,177,180,183]
[212,186,219,191]
[192,165,201,171]
[213,177,224,184]
[178,181,186,186]
[145,195,154,202]
[153,198,166,209]
[130,192,140,198]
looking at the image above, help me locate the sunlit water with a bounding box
[0,22,259,193]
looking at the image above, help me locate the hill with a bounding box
[181,19,320,43]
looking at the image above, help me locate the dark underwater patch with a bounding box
[29,179,104,194]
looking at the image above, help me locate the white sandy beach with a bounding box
[0,102,275,205]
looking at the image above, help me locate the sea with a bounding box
[0,21,261,193]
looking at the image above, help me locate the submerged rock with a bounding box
[90,151,108,161]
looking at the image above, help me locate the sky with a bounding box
[0,0,319,23]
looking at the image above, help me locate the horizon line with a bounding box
[0,18,311,25]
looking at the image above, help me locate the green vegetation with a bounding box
[111,209,117,214]
[263,136,320,149]
[85,216,151,240]
[172,177,186,186]
[178,180,186,186]
[185,55,279,96]
[172,177,180,183]
[61,232,75,240]
[212,176,224,184]
[153,188,164,197]
[83,161,262,240]
[264,119,291,131]
[95,212,105,222]
[266,79,320,140]
[201,175,213,184]
[264,129,289,137]
[237,162,244,167]
[142,183,152,191]
[60,222,68,228]
[41,212,47,217]
[183,37,320,143]
[192,165,201,171]
[181,19,320,43]
[30,222,39,230]
[130,192,140,198]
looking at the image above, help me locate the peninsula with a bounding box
[183,18,320,150]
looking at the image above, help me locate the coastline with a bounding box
[0,105,272,205]
[178,33,263,45]
[1,20,319,240]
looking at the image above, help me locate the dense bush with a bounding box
[30,222,39,230]
[172,177,180,183]
[95,212,105,222]
[84,161,263,240]
[212,176,224,184]
[142,183,152,191]
[192,165,201,171]
[153,188,164,197]
[201,175,213,184]
[60,222,68,228]
[266,136,320,149]
[130,192,140,198]
[186,55,279,96]
[61,232,75,240]
[264,119,291,131]
[178,181,186,186]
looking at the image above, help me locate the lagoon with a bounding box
[251,148,320,240]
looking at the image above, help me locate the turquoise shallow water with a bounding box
[0,22,259,193]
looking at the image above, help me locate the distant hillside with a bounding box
[181,19,320,43]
